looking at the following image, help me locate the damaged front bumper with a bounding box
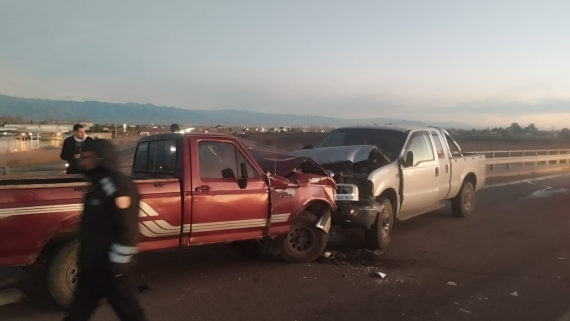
[332,184,385,230]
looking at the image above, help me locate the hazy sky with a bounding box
[1,0,569,127]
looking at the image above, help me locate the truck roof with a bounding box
[332,124,443,133]
[137,132,235,142]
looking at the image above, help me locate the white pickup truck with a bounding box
[291,125,486,249]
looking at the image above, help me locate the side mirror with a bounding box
[404,151,414,167]
[238,163,248,189]
[303,144,314,150]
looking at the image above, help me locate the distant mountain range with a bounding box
[0,94,478,129]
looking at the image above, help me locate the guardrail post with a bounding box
[3,166,9,176]
[490,151,495,171]
[534,150,538,166]
[506,151,511,169]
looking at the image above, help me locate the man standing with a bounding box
[60,124,93,174]
[64,139,148,321]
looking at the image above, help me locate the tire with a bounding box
[279,211,328,263]
[47,239,79,309]
[452,181,475,218]
[364,198,394,249]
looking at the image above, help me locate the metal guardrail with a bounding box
[2,149,570,177]
[472,149,570,171]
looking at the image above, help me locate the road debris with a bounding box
[454,302,459,305]
[447,281,457,286]
[365,249,386,256]
[374,272,387,279]
[559,257,566,260]
[138,284,151,293]
[336,252,347,259]
[459,308,471,314]
[343,274,350,279]
[511,291,519,297]
[472,294,487,301]
[0,288,26,307]
[322,251,332,259]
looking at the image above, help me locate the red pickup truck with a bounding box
[0,133,336,308]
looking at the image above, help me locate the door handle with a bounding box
[195,185,211,192]
[154,183,164,188]
[435,167,440,177]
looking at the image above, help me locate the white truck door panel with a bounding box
[431,132,452,200]
[399,131,441,216]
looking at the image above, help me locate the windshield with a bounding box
[316,128,406,161]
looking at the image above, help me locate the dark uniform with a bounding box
[64,139,148,321]
[60,135,94,174]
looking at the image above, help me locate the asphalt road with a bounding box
[2,175,570,321]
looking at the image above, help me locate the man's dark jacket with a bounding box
[60,135,93,174]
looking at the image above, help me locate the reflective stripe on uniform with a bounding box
[100,177,117,196]
[111,243,139,255]
[109,251,132,264]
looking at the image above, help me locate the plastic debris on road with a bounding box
[374,272,387,279]
[365,249,386,256]
[459,309,471,314]
[559,257,566,260]
[511,291,519,297]
[322,251,332,259]
[447,281,458,286]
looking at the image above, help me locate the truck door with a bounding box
[189,137,269,245]
[431,131,452,200]
[399,130,441,217]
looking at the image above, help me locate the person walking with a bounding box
[60,124,93,174]
[64,139,148,321]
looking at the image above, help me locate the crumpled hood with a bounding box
[248,148,329,178]
[82,139,120,173]
[289,145,391,165]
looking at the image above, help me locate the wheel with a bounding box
[47,239,79,309]
[364,198,394,249]
[280,211,328,263]
[452,181,475,217]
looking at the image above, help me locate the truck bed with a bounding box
[447,153,486,198]
[0,176,182,266]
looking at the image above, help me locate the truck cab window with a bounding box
[431,134,446,159]
[405,132,435,166]
[444,133,462,157]
[133,142,149,172]
[133,140,177,173]
[198,141,257,179]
